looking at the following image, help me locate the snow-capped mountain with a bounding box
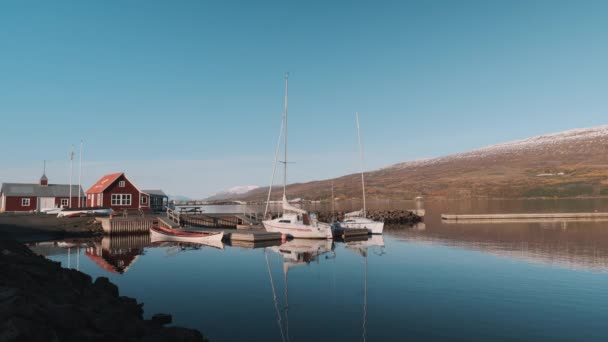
[237,125,608,200]
[205,185,260,201]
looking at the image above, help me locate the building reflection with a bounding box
[85,235,150,274]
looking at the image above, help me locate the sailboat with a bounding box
[340,113,384,234]
[262,74,334,239]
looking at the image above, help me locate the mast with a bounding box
[356,113,366,215]
[78,139,83,207]
[282,73,289,202]
[331,180,335,222]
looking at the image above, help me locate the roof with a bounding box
[0,183,84,197]
[142,190,167,197]
[86,173,124,194]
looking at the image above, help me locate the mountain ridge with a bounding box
[232,125,608,201]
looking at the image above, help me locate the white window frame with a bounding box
[141,195,147,205]
[61,198,69,207]
[111,194,132,206]
[21,198,30,206]
[97,193,101,205]
[119,181,126,188]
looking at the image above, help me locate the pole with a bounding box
[69,145,74,208]
[264,117,285,219]
[78,139,83,207]
[331,180,335,222]
[282,73,289,202]
[356,113,366,215]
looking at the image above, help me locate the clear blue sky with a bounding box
[1,0,607,198]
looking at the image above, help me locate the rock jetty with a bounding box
[0,239,206,342]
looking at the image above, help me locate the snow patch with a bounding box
[388,125,608,170]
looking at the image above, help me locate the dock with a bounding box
[441,212,608,223]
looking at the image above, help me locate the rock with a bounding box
[93,277,119,297]
[151,313,173,326]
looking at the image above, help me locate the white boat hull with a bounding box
[341,218,384,234]
[57,208,114,218]
[150,228,224,246]
[263,219,333,239]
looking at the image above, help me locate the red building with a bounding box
[0,174,84,212]
[86,173,151,211]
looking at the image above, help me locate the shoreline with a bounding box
[0,215,207,341]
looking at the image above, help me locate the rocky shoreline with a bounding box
[316,209,423,225]
[0,236,206,341]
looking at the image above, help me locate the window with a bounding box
[97,194,101,205]
[111,194,132,206]
[21,198,30,206]
[279,220,291,223]
[141,195,147,205]
[61,199,69,207]
[119,181,126,188]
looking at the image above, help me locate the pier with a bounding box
[441,212,608,223]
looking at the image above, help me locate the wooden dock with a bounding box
[96,217,157,235]
[442,212,608,222]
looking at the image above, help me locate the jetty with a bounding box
[442,212,608,223]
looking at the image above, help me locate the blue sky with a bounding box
[1,1,607,198]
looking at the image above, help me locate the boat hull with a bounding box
[341,218,384,234]
[263,220,333,239]
[149,226,224,246]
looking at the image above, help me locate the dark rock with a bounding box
[0,239,206,342]
[93,276,119,297]
[150,313,172,326]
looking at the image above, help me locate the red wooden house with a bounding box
[86,173,150,211]
[0,173,84,212]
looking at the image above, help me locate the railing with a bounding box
[166,208,181,225]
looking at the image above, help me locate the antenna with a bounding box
[69,145,74,208]
[78,139,83,208]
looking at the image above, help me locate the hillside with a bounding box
[236,125,608,201]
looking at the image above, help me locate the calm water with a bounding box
[29,199,608,341]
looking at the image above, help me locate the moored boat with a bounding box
[340,113,384,235]
[57,207,114,218]
[149,226,224,246]
[261,74,334,239]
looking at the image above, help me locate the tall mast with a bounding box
[78,139,83,207]
[282,72,289,200]
[356,113,366,215]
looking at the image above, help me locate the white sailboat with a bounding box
[341,113,384,234]
[263,74,334,239]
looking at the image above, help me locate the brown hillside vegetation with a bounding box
[236,126,608,201]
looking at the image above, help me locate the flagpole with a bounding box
[69,145,74,208]
[78,139,83,207]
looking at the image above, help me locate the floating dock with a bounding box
[441,212,608,223]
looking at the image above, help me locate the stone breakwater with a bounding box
[0,239,206,342]
[316,210,422,225]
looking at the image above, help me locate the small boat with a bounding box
[340,113,384,235]
[341,210,384,235]
[149,226,224,246]
[57,207,114,218]
[42,207,63,215]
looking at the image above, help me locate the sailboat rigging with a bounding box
[340,113,384,234]
[262,74,334,239]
